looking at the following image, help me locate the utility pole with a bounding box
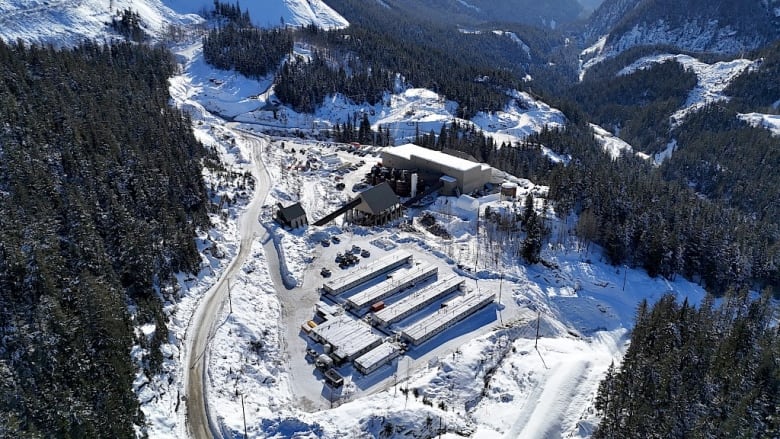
[498,272,503,303]
[535,311,541,349]
[498,272,503,325]
[474,208,480,272]
[622,265,627,291]
[241,394,247,439]
[228,278,233,314]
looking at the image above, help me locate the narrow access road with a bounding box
[185,131,280,439]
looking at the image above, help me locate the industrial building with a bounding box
[381,143,492,195]
[345,262,437,311]
[322,250,413,295]
[309,314,383,364]
[401,291,496,345]
[354,341,401,375]
[372,275,465,327]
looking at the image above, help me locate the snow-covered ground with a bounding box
[0,4,714,435]
[590,123,650,160]
[136,36,711,438]
[738,112,780,136]
[617,54,757,126]
[235,82,565,148]
[163,0,348,29]
[0,0,203,45]
[0,0,347,46]
[193,139,708,437]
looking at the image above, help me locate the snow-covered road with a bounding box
[184,132,280,439]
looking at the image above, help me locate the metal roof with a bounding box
[357,181,399,215]
[278,202,306,222]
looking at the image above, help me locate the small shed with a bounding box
[276,202,308,229]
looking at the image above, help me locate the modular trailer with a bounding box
[309,314,383,363]
[401,291,496,345]
[322,250,413,295]
[345,262,437,311]
[354,341,400,375]
[373,275,465,327]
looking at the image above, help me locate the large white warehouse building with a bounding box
[381,143,492,195]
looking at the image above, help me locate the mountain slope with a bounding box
[584,0,780,62]
[164,0,348,29]
[0,0,202,45]
[331,0,583,28]
[0,0,348,46]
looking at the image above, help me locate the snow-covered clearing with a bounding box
[579,35,608,81]
[617,54,757,126]
[738,112,780,136]
[590,123,650,160]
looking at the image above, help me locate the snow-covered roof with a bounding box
[311,314,381,360]
[354,342,399,373]
[386,144,484,172]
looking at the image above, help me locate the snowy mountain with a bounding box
[0,0,348,45]
[0,0,202,45]
[583,0,780,65]
[164,0,348,29]
[348,0,584,29]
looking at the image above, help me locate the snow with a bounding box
[456,0,481,12]
[738,112,780,136]
[618,53,757,126]
[1,8,714,435]
[590,123,650,160]
[180,107,708,437]
[0,0,203,45]
[233,80,563,148]
[579,35,608,81]
[163,0,348,29]
[654,138,678,165]
[579,16,761,79]
[0,0,347,46]
[185,115,705,436]
[387,143,487,172]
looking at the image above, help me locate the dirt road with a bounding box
[184,131,281,439]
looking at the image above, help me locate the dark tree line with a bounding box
[274,49,394,113]
[661,104,780,223]
[418,119,779,293]
[0,40,213,437]
[110,8,147,42]
[572,59,698,154]
[330,112,392,146]
[594,291,780,438]
[210,0,251,27]
[203,24,293,79]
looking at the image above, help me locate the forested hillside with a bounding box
[594,292,780,438]
[0,40,212,437]
[417,118,780,293]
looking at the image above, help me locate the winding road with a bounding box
[184,131,284,439]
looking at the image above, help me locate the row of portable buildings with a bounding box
[307,249,495,376]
